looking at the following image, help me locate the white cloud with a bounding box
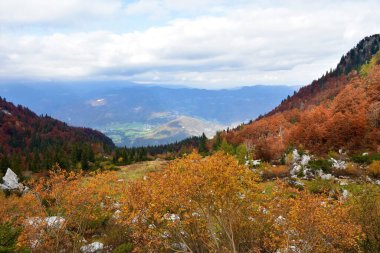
[0,0,379,88]
[125,0,229,17]
[0,0,122,24]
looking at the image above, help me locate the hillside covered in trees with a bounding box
[0,97,115,175]
[220,34,380,161]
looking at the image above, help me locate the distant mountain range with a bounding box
[0,83,295,146]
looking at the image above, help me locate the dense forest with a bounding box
[112,134,207,165]
[0,97,115,175]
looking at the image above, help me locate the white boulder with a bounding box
[27,216,65,229]
[80,242,104,253]
[290,165,302,176]
[300,155,311,166]
[292,149,300,162]
[0,168,22,190]
[163,213,180,222]
[45,216,65,228]
[245,159,261,167]
[342,189,350,200]
[112,210,121,219]
[330,158,346,170]
[253,160,261,166]
[321,174,334,180]
[275,215,286,225]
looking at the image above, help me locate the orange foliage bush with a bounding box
[270,192,363,253]
[261,165,289,180]
[368,160,380,178]
[7,166,128,252]
[120,152,363,252]
[333,163,362,178]
[0,154,366,252]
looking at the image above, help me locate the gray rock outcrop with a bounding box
[0,168,23,190]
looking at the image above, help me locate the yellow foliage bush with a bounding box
[333,162,362,178]
[14,166,127,252]
[120,152,362,252]
[368,160,380,178]
[0,155,366,252]
[262,165,290,180]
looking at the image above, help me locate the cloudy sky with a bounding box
[0,0,379,89]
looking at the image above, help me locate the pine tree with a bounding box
[198,133,208,155]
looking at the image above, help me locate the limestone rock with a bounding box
[80,242,104,253]
[290,164,302,176]
[342,189,350,200]
[330,158,346,170]
[300,154,311,166]
[292,149,300,162]
[27,216,65,229]
[321,174,334,180]
[0,168,23,190]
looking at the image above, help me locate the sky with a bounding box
[0,0,379,89]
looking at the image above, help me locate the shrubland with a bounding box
[1,152,379,252]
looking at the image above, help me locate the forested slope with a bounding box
[0,97,115,174]
[222,35,380,160]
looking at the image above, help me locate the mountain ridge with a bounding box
[0,83,295,147]
[221,34,380,160]
[265,34,380,118]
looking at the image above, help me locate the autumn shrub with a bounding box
[121,152,272,252]
[120,152,363,252]
[0,154,368,252]
[272,192,363,253]
[351,185,380,253]
[0,191,45,226]
[333,162,362,178]
[16,166,128,252]
[368,160,380,178]
[328,150,340,160]
[261,165,289,180]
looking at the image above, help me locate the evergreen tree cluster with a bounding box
[112,135,206,164]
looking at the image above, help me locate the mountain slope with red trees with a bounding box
[0,97,115,174]
[222,34,380,160]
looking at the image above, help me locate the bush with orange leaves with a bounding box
[0,165,128,252]
[120,152,270,252]
[120,152,363,252]
[269,191,363,253]
[261,164,290,180]
[0,154,365,252]
[368,160,380,178]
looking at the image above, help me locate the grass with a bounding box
[97,122,158,145]
[117,160,168,181]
